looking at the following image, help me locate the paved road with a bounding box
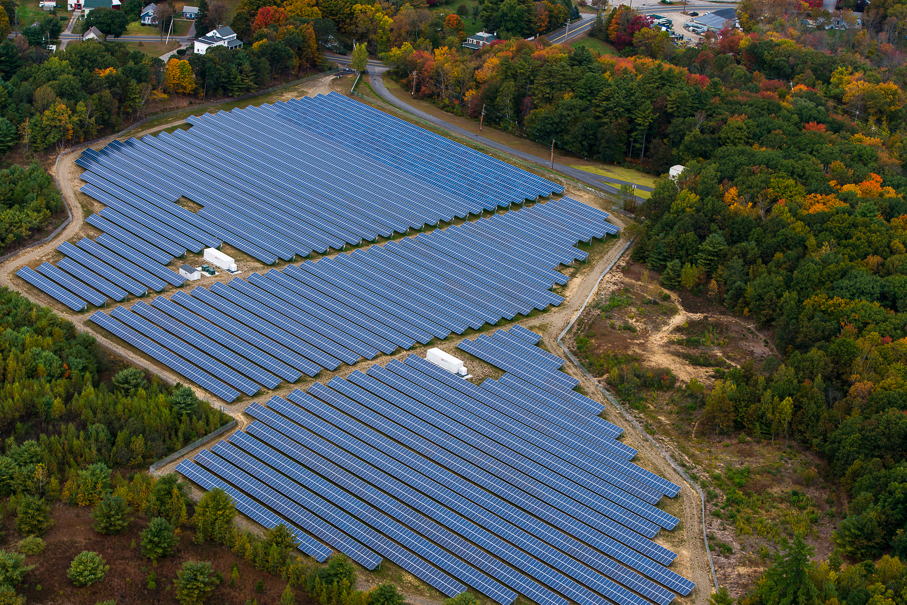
[326,54,652,200]
[544,2,735,42]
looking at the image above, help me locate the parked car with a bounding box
[688,11,698,16]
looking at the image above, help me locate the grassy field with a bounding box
[15,0,71,33]
[126,19,192,36]
[116,39,182,55]
[570,164,657,197]
[569,35,618,55]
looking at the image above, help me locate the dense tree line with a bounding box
[0,287,230,500]
[0,163,62,253]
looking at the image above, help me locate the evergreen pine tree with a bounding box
[91,495,131,535]
[697,233,727,276]
[140,517,180,562]
[661,260,682,289]
[195,0,210,33]
[647,241,669,271]
[281,584,296,605]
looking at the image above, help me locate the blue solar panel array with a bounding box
[85,196,617,401]
[179,346,693,605]
[73,93,589,264]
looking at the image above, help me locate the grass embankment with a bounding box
[570,164,656,197]
[117,40,182,55]
[569,35,619,55]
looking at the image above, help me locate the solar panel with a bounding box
[16,266,87,311]
[89,311,239,402]
[36,262,107,307]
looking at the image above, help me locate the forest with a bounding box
[0,164,62,254]
[376,0,907,596]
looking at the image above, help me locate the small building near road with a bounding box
[182,5,198,18]
[690,8,737,32]
[179,264,201,281]
[40,1,56,11]
[462,31,498,50]
[140,4,157,25]
[80,0,121,15]
[82,25,104,40]
[194,26,243,54]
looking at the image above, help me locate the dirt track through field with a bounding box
[0,77,715,605]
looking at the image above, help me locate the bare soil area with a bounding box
[567,259,844,597]
[9,504,312,605]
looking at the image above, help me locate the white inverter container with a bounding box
[426,348,466,375]
[204,247,237,272]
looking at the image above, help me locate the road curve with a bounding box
[326,54,652,198]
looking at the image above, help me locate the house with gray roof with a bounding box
[194,26,243,54]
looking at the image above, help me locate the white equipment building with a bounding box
[426,348,470,378]
[204,248,236,272]
[179,264,201,281]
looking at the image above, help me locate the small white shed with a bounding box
[179,264,201,281]
[669,165,686,180]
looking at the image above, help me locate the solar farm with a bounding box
[12,90,696,604]
[178,328,695,605]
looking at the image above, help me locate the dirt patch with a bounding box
[11,504,312,605]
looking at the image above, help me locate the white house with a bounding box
[182,5,198,18]
[194,26,243,54]
[179,264,201,281]
[462,31,497,50]
[82,25,103,40]
[140,3,157,25]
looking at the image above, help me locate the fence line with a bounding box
[149,418,237,473]
[555,237,720,594]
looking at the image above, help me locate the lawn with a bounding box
[125,22,161,35]
[570,164,657,197]
[125,18,191,36]
[14,0,71,32]
[569,35,618,55]
[116,39,182,56]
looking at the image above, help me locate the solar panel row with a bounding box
[85,195,617,400]
[75,93,612,264]
[179,350,695,605]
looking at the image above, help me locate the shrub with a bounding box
[15,496,53,537]
[176,48,187,56]
[15,536,45,555]
[112,367,146,394]
[445,594,480,605]
[68,551,108,586]
[141,517,179,562]
[0,586,25,605]
[370,583,403,605]
[91,495,132,535]
[281,584,296,605]
[174,561,220,605]
[0,550,34,587]
[456,2,467,15]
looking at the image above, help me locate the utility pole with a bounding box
[550,139,555,169]
[479,104,485,131]
[411,71,417,95]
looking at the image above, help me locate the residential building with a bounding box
[193,26,243,54]
[140,3,157,25]
[462,31,498,50]
[83,25,103,40]
[182,5,198,18]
